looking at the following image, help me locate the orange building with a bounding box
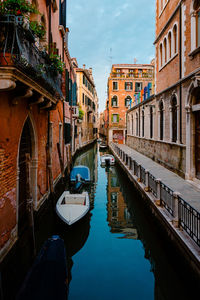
[107,63,154,144]
[0,0,77,261]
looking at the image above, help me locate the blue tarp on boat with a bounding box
[70,165,90,182]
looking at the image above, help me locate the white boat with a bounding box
[100,154,115,166]
[56,191,90,226]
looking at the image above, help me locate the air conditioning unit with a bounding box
[72,106,79,117]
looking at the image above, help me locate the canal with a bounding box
[1,143,200,299]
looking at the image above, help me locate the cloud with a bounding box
[67,0,155,112]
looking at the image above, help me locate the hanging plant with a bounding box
[30,21,46,39]
[49,53,65,74]
[79,107,84,120]
[0,0,38,16]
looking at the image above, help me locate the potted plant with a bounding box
[49,53,65,75]
[78,107,84,123]
[30,21,46,39]
[0,0,37,17]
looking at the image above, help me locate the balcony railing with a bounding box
[111,72,153,79]
[0,15,62,98]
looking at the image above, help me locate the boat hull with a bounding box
[56,191,90,226]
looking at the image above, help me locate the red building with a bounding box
[0,0,77,261]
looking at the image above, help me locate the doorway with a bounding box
[18,119,32,235]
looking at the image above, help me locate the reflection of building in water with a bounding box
[107,167,138,239]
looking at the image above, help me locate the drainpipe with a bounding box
[179,3,182,144]
[48,1,52,53]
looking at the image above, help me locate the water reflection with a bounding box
[106,166,138,239]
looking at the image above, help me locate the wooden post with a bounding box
[57,142,64,177]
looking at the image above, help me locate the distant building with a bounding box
[107,63,154,144]
[127,0,200,181]
[72,60,98,150]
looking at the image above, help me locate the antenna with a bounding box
[134,58,137,64]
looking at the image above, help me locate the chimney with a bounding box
[89,67,92,75]
[83,64,86,69]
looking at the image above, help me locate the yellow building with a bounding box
[72,59,98,149]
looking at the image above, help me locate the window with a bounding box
[113,81,118,90]
[125,82,133,90]
[159,101,164,140]
[150,106,153,139]
[171,96,177,143]
[112,114,119,123]
[160,43,163,67]
[136,113,139,136]
[173,24,177,54]
[111,96,118,107]
[131,115,134,135]
[168,31,172,59]
[125,96,131,107]
[164,38,167,63]
[135,82,143,92]
[142,110,144,137]
[197,11,200,47]
[82,93,85,104]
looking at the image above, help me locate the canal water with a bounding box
[1,143,200,300]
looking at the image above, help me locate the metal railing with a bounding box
[178,197,200,247]
[148,173,157,197]
[0,16,63,98]
[160,183,174,217]
[140,166,146,185]
[111,143,200,248]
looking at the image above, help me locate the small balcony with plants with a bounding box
[0,0,64,100]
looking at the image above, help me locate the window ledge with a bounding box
[188,46,200,59]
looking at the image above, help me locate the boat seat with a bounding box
[64,196,85,205]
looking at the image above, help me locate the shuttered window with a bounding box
[64,123,71,144]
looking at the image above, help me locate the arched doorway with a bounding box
[18,118,33,235]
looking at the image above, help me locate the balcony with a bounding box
[0,16,63,102]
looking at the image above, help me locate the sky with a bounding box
[67,0,155,112]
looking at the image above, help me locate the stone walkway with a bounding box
[112,143,200,213]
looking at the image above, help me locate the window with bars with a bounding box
[135,82,143,92]
[111,96,118,107]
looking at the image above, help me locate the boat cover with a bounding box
[70,165,90,182]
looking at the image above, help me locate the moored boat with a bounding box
[16,236,68,300]
[56,191,90,226]
[99,142,107,149]
[100,154,115,166]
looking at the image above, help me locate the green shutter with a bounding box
[117,114,119,122]
[111,114,113,122]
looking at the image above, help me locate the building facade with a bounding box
[127,0,200,181]
[107,63,154,144]
[72,60,99,149]
[0,0,77,261]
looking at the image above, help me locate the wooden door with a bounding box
[195,111,200,179]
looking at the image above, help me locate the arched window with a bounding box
[173,24,177,54]
[142,110,145,137]
[194,0,200,47]
[164,38,167,63]
[171,96,177,142]
[111,96,118,107]
[136,113,139,136]
[168,31,172,59]
[159,43,163,67]
[150,106,153,139]
[131,115,134,135]
[159,101,164,140]
[125,96,132,107]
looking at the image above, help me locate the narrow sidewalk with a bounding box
[113,143,200,213]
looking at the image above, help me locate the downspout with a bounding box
[179,3,182,143]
